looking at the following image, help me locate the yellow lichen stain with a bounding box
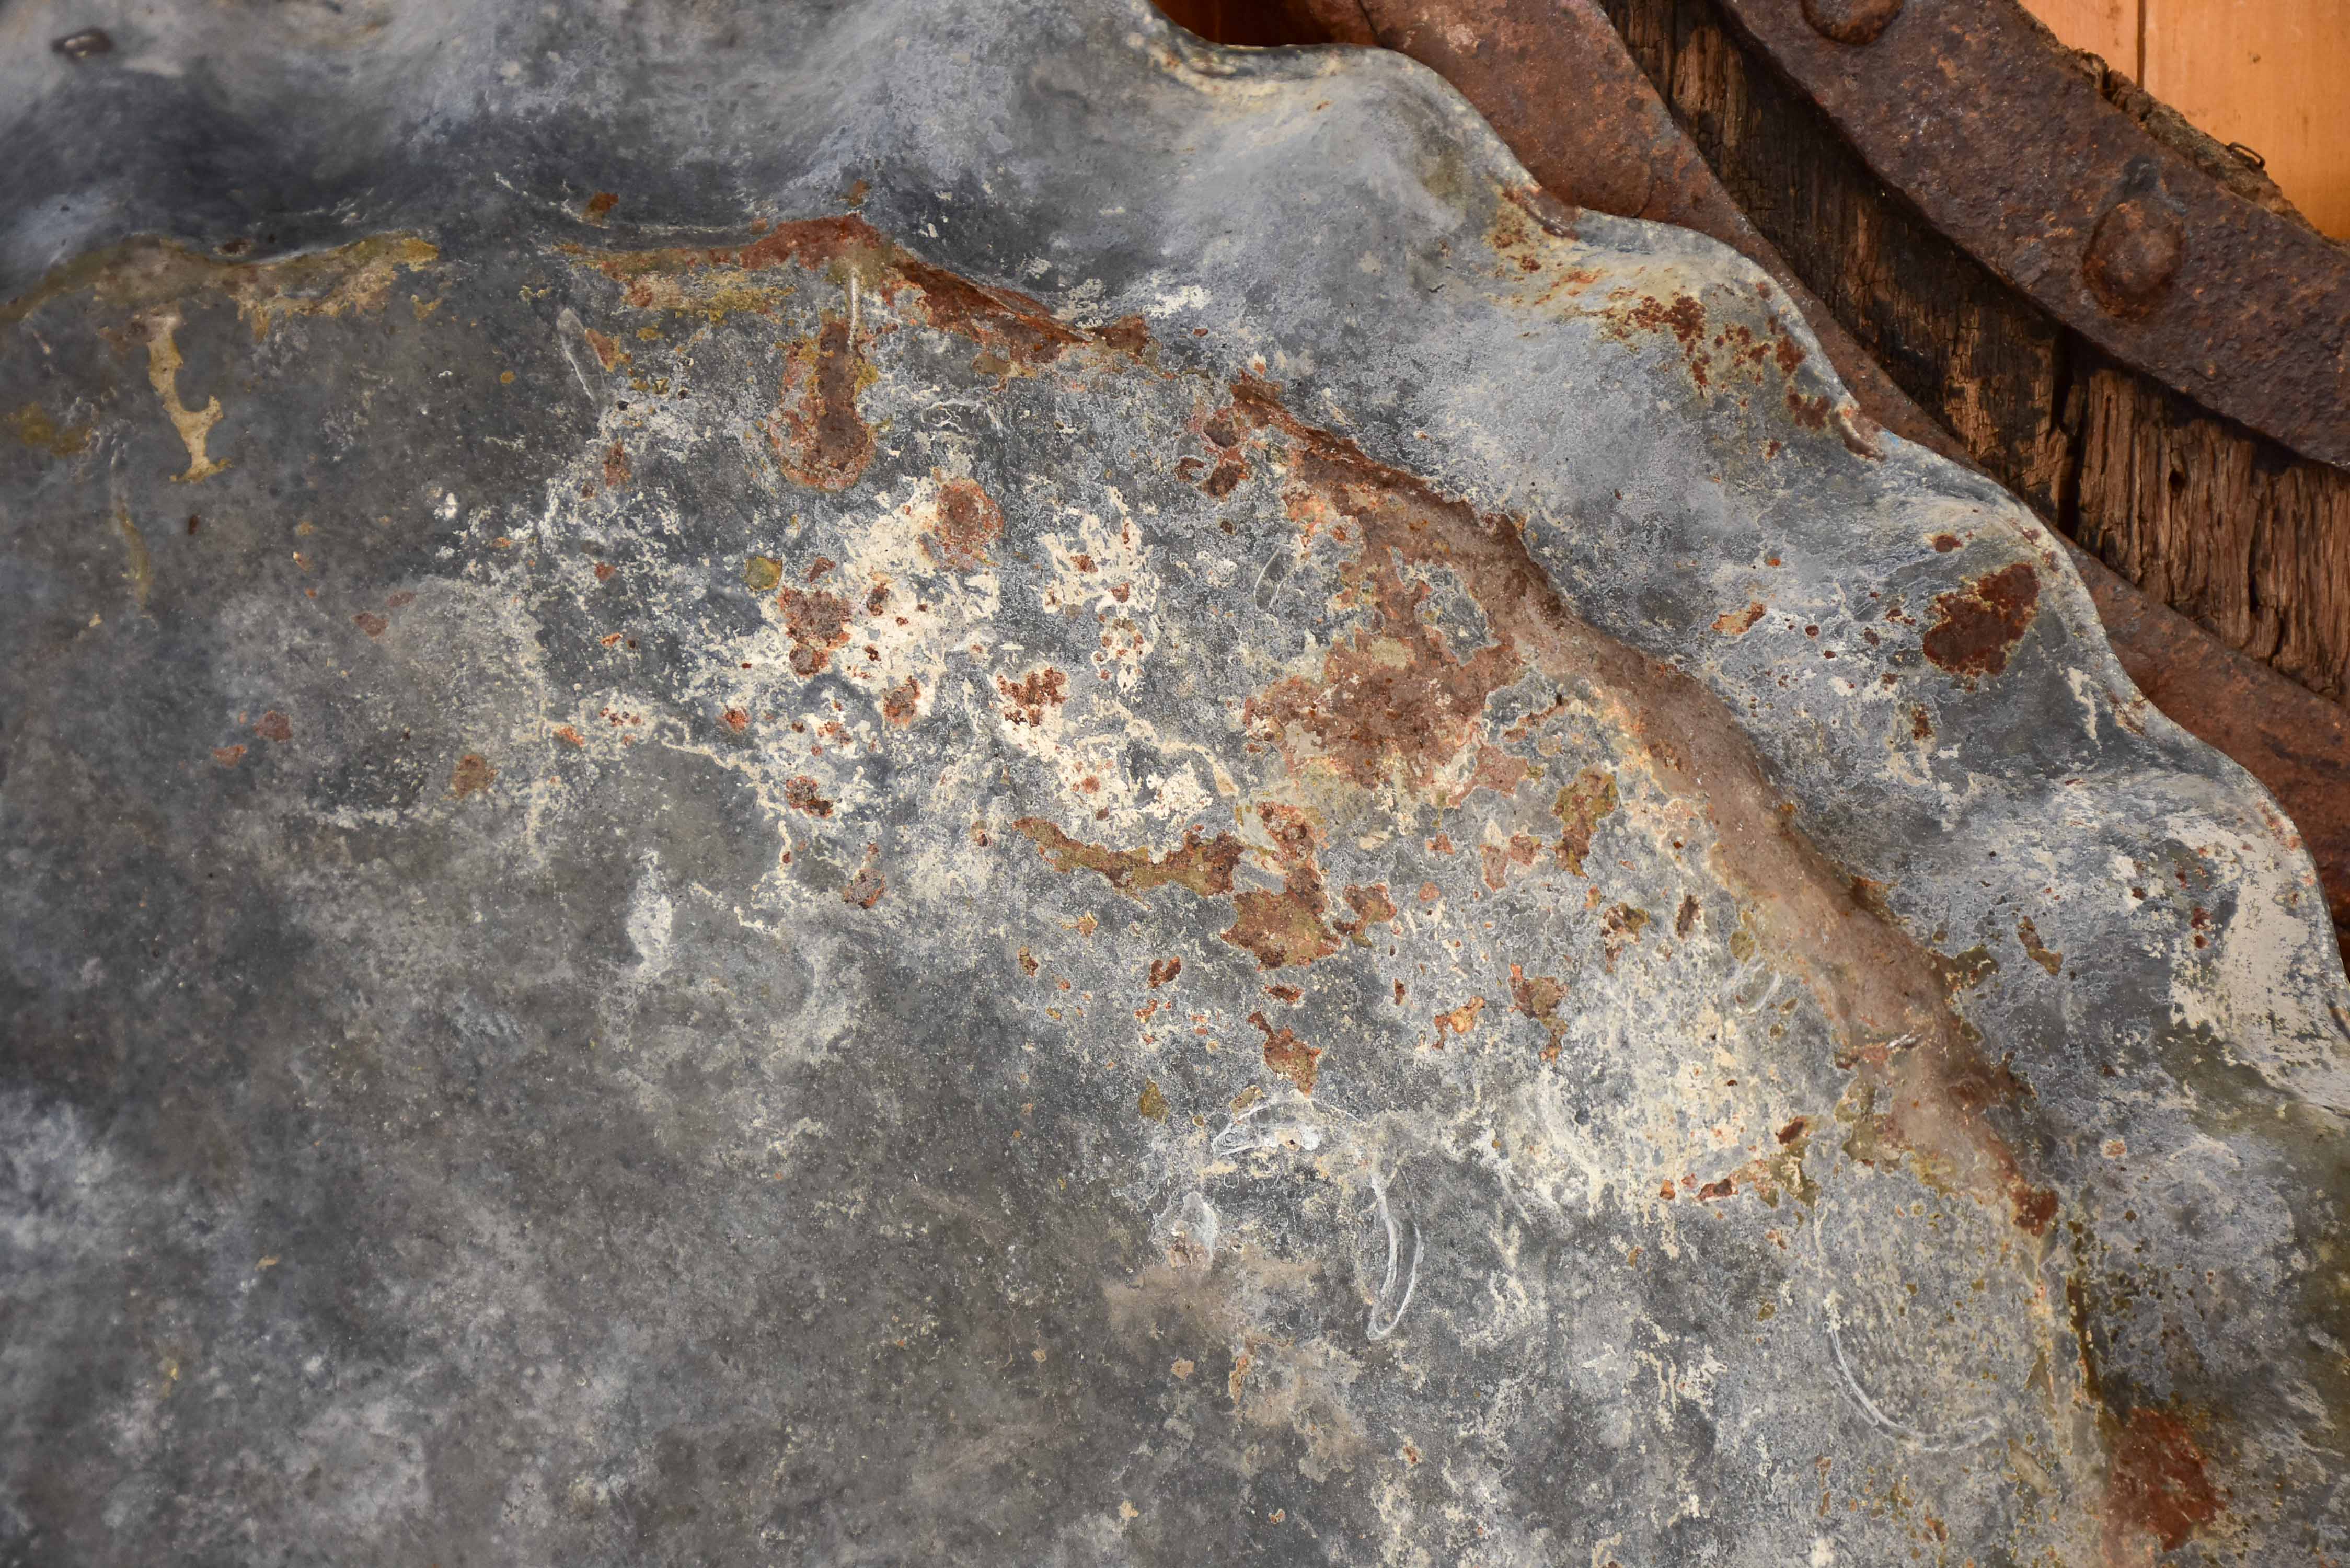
[411,294,442,321]
[7,402,91,457]
[140,310,228,482]
[2,233,440,341]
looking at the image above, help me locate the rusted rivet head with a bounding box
[2084,168,2186,318]
[51,29,113,60]
[1801,0,1904,45]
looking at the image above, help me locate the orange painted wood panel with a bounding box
[2138,0,2350,237]
[2025,0,2142,71]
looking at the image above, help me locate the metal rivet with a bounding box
[52,29,113,61]
[1800,0,1904,45]
[2083,193,2186,317]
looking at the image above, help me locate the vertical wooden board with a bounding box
[2021,0,2141,72]
[2144,0,2350,237]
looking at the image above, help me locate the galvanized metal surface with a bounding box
[1701,0,2350,470]
[4,1,2349,1563]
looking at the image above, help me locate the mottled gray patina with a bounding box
[5,2,2348,1563]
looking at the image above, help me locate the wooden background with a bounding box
[1164,0,2350,238]
[2034,0,2348,237]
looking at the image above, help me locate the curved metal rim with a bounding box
[1706,0,2350,470]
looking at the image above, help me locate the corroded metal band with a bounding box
[1706,0,2350,469]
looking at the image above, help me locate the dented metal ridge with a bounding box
[4,1,2348,1563]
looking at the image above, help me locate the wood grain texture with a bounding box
[2027,0,2141,73]
[2073,364,2350,701]
[2144,0,2350,238]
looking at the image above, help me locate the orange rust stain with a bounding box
[600,441,631,491]
[2103,1408,2222,1558]
[1220,804,1340,971]
[353,612,388,638]
[212,744,246,767]
[1614,293,1712,391]
[1552,767,1618,875]
[582,191,618,225]
[782,775,835,817]
[1922,562,2041,681]
[1480,833,1545,891]
[450,753,496,799]
[1221,372,2060,1264]
[881,676,921,726]
[1931,533,1962,553]
[583,328,625,371]
[997,667,1068,726]
[1341,883,1397,932]
[767,316,873,491]
[923,476,1003,572]
[1251,1011,1320,1096]
[842,866,886,908]
[1263,984,1303,1004]
[1434,996,1485,1040]
[552,724,585,748]
[1713,601,1766,636]
[1148,956,1182,989]
[721,707,750,732]
[593,562,617,583]
[251,710,292,743]
[776,585,853,676]
[1013,818,1243,901]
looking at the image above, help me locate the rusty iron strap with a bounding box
[1697,0,2350,470]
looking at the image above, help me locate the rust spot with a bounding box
[1713,601,1766,636]
[450,753,496,799]
[1434,996,1485,1039]
[842,866,886,909]
[767,316,873,491]
[1018,947,1039,977]
[1220,804,1341,971]
[721,707,750,733]
[1910,706,1934,741]
[1695,1178,1736,1202]
[2104,1408,2221,1556]
[1342,883,1397,930]
[552,725,584,748]
[1224,375,2057,1255]
[1479,832,1545,891]
[1777,1116,1808,1146]
[1263,984,1303,1004]
[598,441,630,490]
[1251,1011,1321,1096]
[2017,915,2064,977]
[776,586,853,676]
[1147,957,1182,989]
[583,191,618,224]
[1552,768,1619,875]
[891,254,1085,369]
[782,775,835,818]
[1092,314,1152,359]
[252,710,291,743]
[1930,533,1962,553]
[583,328,624,371]
[1137,1080,1168,1122]
[1675,895,1700,938]
[353,612,388,638]
[1921,563,2040,680]
[1611,292,1712,391]
[923,476,1003,572]
[211,744,246,767]
[997,667,1068,725]
[881,676,921,726]
[1013,818,1243,901]
[1510,965,1567,1025]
